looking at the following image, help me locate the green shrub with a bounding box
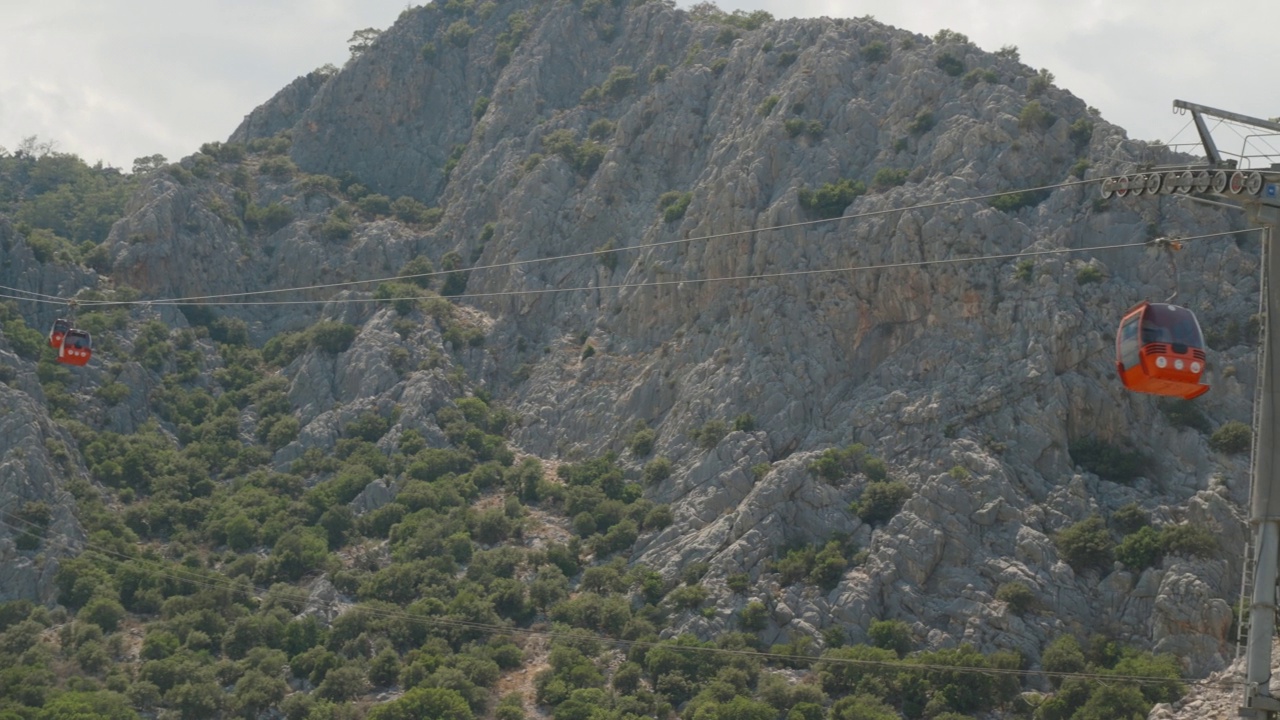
[907,110,936,135]
[649,64,670,83]
[690,419,728,450]
[357,193,392,217]
[1210,421,1251,454]
[595,238,618,271]
[1018,100,1055,130]
[1075,265,1103,284]
[391,197,442,225]
[995,581,1036,614]
[1159,399,1211,433]
[1072,684,1150,720]
[540,130,605,175]
[1160,523,1217,558]
[739,601,768,631]
[1111,503,1149,534]
[782,118,823,140]
[628,424,656,456]
[601,66,637,100]
[758,95,780,116]
[798,179,866,219]
[444,143,466,177]
[1055,516,1113,572]
[854,481,911,525]
[259,155,296,179]
[440,250,469,296]
[643,457,672,484]
[658,191,693,222]
[309,321,358,354]
[446,20,475,46]
[320,212,353,241]
[777,51,797,67]
[1027,68,1054,96]
[1015,259,1034,282]
[96,382,130,406]
[935,53,965,76]
[667,583,707,609]
[714,27,738,46]
[1069,118,1094,147]
[989,189,1050,212]
[3,317,45,360]
[345,411,391,442]
[868,619,912,657]
[1070,438,1147,483]
[244,202,293,233]
[962,68,998,87]
[643,504,673,530]
[1115,526,1161,570]
[809,444,887,482]
[587,119,616,141]
[472,95,490,120]
[1041,635,1085,683]
[871,167,909,190]
[808,541,849,589]
[861,41,889,63]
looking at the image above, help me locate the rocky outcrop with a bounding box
[229,68,332,146]
[0,365,87,604]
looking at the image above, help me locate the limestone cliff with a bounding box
[2,0,1260,685]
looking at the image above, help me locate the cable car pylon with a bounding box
[1112,101,1280,719]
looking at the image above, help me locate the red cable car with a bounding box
[57,329,92,367]
[48,318,72,348]
[1115,301,1208,399]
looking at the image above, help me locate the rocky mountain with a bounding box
[0,0,1265,718]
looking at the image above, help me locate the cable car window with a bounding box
[1118,317,1141,370]
[1145,304,1203,348]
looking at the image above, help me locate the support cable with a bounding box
[73,176,1106,307]
[74,229,1255,309]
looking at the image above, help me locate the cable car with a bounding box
[48,318,72,348]
[57,329,92,367]
[1115,301,1208,399]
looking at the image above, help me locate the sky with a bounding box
[2,0,1277,170]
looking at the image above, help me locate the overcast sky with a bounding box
[2,0,1276,170]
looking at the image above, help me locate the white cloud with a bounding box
[3,0,1277,168]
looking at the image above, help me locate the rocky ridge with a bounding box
[0,0,1264,692]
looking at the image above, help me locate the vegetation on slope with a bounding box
[0,2,1197,715]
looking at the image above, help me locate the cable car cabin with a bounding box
[57,329,92,367]
[1115,301,1208,400]
[48,318,72,348]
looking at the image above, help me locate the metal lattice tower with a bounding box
[1097,100,1280,719]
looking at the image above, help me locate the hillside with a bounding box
[0,1,1263,719]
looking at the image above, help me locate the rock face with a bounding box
[0,357,87,604]
[3,0,1264,682]
[229,68,332,147]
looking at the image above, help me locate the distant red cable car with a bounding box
[1115,301,1208,399]
[48,318,72,348]
[57,329,92,367]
